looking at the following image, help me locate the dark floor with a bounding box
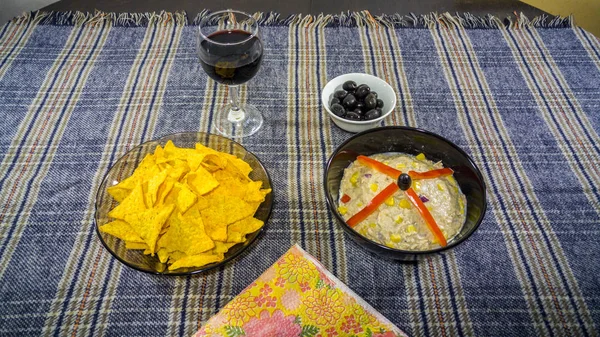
[42,0,546,19]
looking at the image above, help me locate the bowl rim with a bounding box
[322,73,397,125]
[324,126,488,256]
[94,131,274,276]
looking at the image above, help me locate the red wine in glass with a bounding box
[197,10,264,138]
[198,30,263,86]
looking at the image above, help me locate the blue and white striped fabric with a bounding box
[0,10,599,337]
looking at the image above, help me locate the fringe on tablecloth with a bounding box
[7,10,573,29]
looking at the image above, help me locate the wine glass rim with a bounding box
[198,9,259,46]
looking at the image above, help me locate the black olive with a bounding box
[356,101,365,112]
[342,94,357,110]
[376,99,384,108]
[364,93,377,109]
[364,109,381,120]
[397,173,412,191]
[330,103,346,117]
[344,111,362,120]
[330,97,341,106]
[342,81,357,92]
[353,108,362,115]
[334,90,348,100]
[354,84,370,99]
[370,91,378,98]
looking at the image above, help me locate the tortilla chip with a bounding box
[99,219,144,242]
[160,210,214,256]
[163,184,180,206]
[194,143,219,155]
[111,154,157,192]
[146,169,168,206]
[166,159,189,180]
[168,253,223,270]
[229,216,264,237]
[200,195,255,230]
[204,222,228,242]
[207,177,248,199]
[164,140,194,161]
[186,152,206,171]
[168,251,187,263]
[155,177,175,207]
[220,153,253,177]
[244,181,270,203]
[124,204,174,254]
[226,230,246,244]
[175,182,197,213]
[157,247,169,263]
[213,241,237,254]
[201,153,227,172]
[187,166,219,196]
[107,184,131,203]
[108,183,146,220]
[153,145,168,163]
[130,154,161,185]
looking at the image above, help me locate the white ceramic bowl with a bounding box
[322,73,396,133]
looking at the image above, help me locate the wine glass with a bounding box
[197,10,264,138]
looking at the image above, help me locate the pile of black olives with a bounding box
[329,81,384,121]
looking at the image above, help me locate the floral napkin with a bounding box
[195,244,406,337]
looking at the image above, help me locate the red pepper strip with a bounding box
[341,194,351,203]
[408,168,454,180]
[347,183,399,228]
[357,155,402,180]
[358,155,453,181]
[405,188,447,247]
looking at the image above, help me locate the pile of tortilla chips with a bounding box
[99,140,271,271]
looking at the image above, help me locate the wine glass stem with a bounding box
[227,85,245,122]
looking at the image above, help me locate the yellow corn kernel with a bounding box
[416,153,426,161]
[447,176,458,192]
[399,199,411,209]
[390,233,402,243]
[414,181,421,191]
[338,206,347,215]
[411,161,418,168]
[384,161,390,165]
[369,223,377,228]
[396,163,406,169]
[385,241,395,248]
[370,183,378,192]
[385,197,394,206]
[357,202,363,207]
[350,172,359,186]
[395,216,404,224]
[437,183,445,191]
[359,227,368,236]
[406,225,417,233]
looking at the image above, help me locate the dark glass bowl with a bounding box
[94,132,273,275]
[324,126,487,261]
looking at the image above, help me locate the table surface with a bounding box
[1,5,599,337]
[42,0,546,20]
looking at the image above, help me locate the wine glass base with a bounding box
[213,103,263,138]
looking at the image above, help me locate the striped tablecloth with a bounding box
[1,10,599,337]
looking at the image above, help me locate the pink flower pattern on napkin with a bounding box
[195,244,405,337]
